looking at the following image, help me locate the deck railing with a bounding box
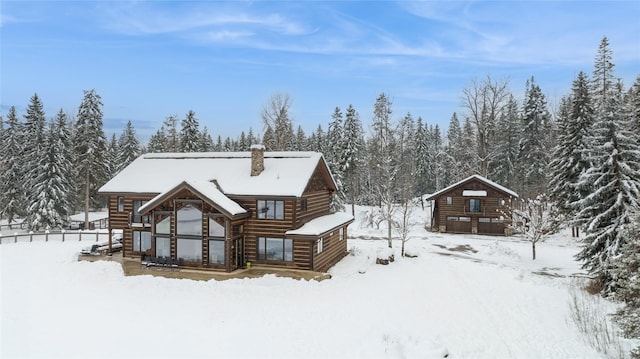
[0,230,109,245]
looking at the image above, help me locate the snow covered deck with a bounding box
[286,212,354,237]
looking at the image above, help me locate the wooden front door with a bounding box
[232,238,244,269]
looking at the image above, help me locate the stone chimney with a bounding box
[250,144,265,176]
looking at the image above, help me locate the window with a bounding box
[257,237,293,261]
[339,227,344,241]
[177,204,202,236]
[132,200,150,224]
[446,197,452,205]
[177,238,202,262]
[469,199,482,213]
[300,198,308,212]
[499,198,505,207]
[208,217,225,237]
[117,197,124,212]
[209,240,225,265]
[154,212,171,234]
[317,238,324,254]
[257,200,284,220]
[459,216,471,222]
[155,236,171,258]
[479,217,491,223]
[446,216,458,221]
[233,225,243,237]
[133,231,151,252]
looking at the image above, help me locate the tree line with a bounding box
[1,37,639,356]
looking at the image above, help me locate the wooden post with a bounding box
[29,231,33,242]
[62,229,66,242]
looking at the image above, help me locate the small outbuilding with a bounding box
[426,175,519,236]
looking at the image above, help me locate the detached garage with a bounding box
[426,175,518,236]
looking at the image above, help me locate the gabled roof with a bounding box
[138,180,248,218]
[285,212,354,237]
[425,175,518,200]
[99,151,335,198]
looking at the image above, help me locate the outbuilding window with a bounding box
[446,197,452,205]
[469,199,482,213]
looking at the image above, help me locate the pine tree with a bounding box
[200,126,214,152]
[147,128,168,153]
[548,72,595,219]
[180,110,201,152]
[592,36,616,113]
[163,115,180,152]
[117,120,141,172]
[106,134,119,178]
[262,126,275,151]
[22,93,48,229]
[74,89,108,227]
[294,126,307,151]
[573,82,640,292]
[517,77,552,197]
[396,112,416,200]
[612,210,640,358]
[28,112,74,230]
[625,76,640,133]
[238,131,249,151]
[327,107,346,212]
[342,104,365,213]
[413,117,430,195]
[0,106,26,223]
[261,93,294,151]
[490,94,521,189]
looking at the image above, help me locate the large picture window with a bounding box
[257,200,284,220]
[155,236,171,258]
[209,240,225,265]
[257,237,293,261]
[133,231,151,252]
[469,199,482,213]
[177,204,202,236]
[177,238,202,262]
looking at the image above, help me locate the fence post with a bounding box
[79,229,82,241]
[14,232,18,243]
[29,231,33,242]
[45,230,49,242]
[96,232,99,242]
[62,229,66,242]
[0,233,2,245]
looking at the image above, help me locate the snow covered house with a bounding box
[98,146,354,272]
[426,175,519,235]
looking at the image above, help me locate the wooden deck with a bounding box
[78,252,331,282]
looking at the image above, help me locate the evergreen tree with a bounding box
[517,77,552,197]
[214,135,223,151]
[200,126,214,152]
[443,113,463,186]
[310,124,326,154]
[572,82,640,292]
[163,115,180,152]
[147,128,167,153]
[490,94,521,189]
[592,36,616,112]
[180,110,201,152]
[548,71,595,218]
[612,210,640,358]
[342,104,365,213]
[27,112,74,230]
[396,112,416,200]
[117,120,141,172]
[327,107,346,212]
[431,124,447,192]
[106,134,119,179]
[413,117,430,195]
[625,76,640,133]
[74,89,108,225]
[0,106,26,222]
[294,125,307,151]
[238,131,249,151]
[22,93,48,228]
[262,126,275,151]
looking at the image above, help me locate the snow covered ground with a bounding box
[0,205,633,358]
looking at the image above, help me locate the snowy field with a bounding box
[0,205,633,358]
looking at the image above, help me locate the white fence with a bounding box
[0,230,110,245]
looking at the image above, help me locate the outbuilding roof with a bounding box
[425,175,519,200]
[98,151,335,198]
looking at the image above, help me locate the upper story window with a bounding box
[300,198,308,212]
[317,237,324,254]
[257,200,284,220]
[469,199,482,213]
[499,198,505,207]
[132,200,150,224]
[208,216,225,237]
[117,197,124,212]
[154,212,171,234]
[176,203,202,236]
[446,197,452,205]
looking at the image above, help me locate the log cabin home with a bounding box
[98,146,354,272]
[426,175,519,236]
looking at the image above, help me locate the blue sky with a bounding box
[1,1,639,142]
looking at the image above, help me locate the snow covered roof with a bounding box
[286,212,354,237]
[99,151,334,198]
[426,175,518,200]
[138,180,248,217]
